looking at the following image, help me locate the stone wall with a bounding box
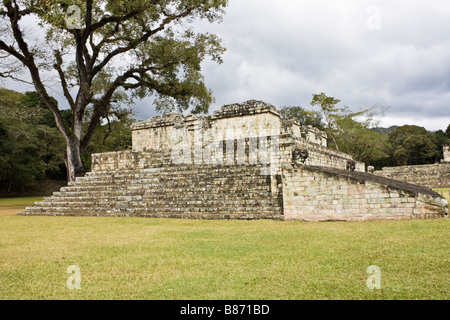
[375,163,450,189]
[443,144,450,163]
[283,165,448,221]
[92,132,364,176]
[91,150,171,172]
[131,100,283,152]
[130,100,365,173]
[279,135,366,172]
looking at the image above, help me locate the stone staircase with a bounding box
[20,163,284,220]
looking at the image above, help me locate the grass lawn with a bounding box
[0,197,449,300]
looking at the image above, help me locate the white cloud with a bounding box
[2,0,449,131]
[185,0,450,131]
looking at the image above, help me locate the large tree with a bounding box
[388,125,439,165]
[281,93,389,166]
[309,93,388,165]
[0,0,227,181]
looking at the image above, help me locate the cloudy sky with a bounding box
[2,1,449,131]
[138,0,450,131]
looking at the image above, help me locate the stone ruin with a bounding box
[374,144,450,189]
[21,100,448,221]
[443,144,450,163]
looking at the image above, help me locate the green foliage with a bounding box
[389,125,428,151]
[310,93,341,127]
[432,129,449,160]
[27,0,228,114]
[0,118,65,192]
[394,135,437,165]
[310,93,389,165]
[388,125,440,166]
[0,87,134,192]
[334,115,389,166]
[37,109,73,129]
[279,106,324,130]
[0,89,67,192]
[281,93,390,166]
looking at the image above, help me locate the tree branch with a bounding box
[80,68,140,152]
[53,49,76,110]
[0,38,26,63]
[91,5,196,78]
[89,7,147,32]
[2,0,71,141]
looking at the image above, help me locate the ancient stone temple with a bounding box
[21,100,448,221]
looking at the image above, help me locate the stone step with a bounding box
[72,176,271,188]
[84,173,269,181]
[61,177,272,189]
[45,190,277,202]
[24,162,282,219]
[22,205,283,217]
[88,164,270,173]
[66,181,271,190]
[53,187,272,198]
[21,208,284,220]
[80,170,270,182]
[59,183,270,194]
[35,197,282,209]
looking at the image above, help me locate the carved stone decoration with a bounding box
[292,147,309,165]
[198,116,212,131]
[172,114,185,129]
[212,100,280,120]
[346,159,356,172]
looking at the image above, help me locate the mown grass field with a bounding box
[0,197,449,300]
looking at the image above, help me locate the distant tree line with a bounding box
[0,88,132,196]
[280,93,450,170]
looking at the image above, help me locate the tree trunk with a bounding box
[65,138,85,183]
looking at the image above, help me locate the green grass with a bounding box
[0,196,44,212]
[0,197,449,300]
